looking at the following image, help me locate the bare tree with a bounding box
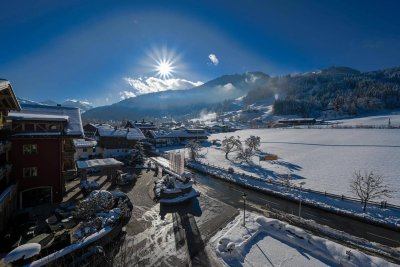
[185,140,202,161]
[281,172,292,191]
[235,147,254,164]
[245,135,261,153]
[350,171,393,211]
[221,136,242,160]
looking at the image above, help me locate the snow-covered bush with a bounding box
[73,190,115,220]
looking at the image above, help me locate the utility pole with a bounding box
[242,192,247,226]
[299,181,306,217]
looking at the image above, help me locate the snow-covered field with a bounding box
[329,109,400,127]
[211,212,397,267]
[195,128,400,205]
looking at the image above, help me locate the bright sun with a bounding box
[147,46,179,79]
[156,60,174,79]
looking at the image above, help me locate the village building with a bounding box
[8,104,84,208]
[85,124,145,158]
[277,118,319,126]
[148,128,209,147]
[0,79,21,234]
[73,138,101,160]
[124,119,157,137]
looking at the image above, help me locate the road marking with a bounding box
[303,212,330,222]
[366,232,400,244]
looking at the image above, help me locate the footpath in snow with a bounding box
[188,161,400,229]
[211,212,398,267]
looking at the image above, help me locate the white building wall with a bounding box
[74,147,103,160]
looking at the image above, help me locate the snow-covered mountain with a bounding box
[61,100,93,112]
[83,72,270,120]
[17,98,93,113]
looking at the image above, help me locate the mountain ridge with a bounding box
[80,66,400,121]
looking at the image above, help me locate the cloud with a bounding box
[208,53,219,66]
[119,91,136,100]
[122,76,203,99]
[216,83,235,91]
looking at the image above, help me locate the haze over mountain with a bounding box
[17,98,93,113]
[83,72,270,120]
[82,66,400,121]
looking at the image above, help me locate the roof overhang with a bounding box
[0,79,21,112]
[76,158,124,170]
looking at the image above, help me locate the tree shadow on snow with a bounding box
[270,160,302,172]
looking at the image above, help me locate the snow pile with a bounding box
[116,172,136,186]
[72,190,130,240]
[29,227,112,267]
[212,213,397,267]
[4,243,41,264]
[79,180,100,190]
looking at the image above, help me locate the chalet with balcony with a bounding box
[0,79,21,234]
[8,104,83,208]
[84,124,145,158]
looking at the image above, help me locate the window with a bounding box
[83,148,87,152]
[23,144,38,155]
[23,167,38,178]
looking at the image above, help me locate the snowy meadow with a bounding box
[197,128,400,205]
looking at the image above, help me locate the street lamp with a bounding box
[298,181,306,217]
[242,192,247,226]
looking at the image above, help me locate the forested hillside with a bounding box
[243,67,400,117]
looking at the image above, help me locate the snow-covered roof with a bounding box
[8,104,83,136]
[4,243,41,264]
[8,113,69,122]
[12,132,62,137]
[0,79,10,89]
[76,158,124,169]
[0,79,21,111]
[149,129,209,139]
[97,125,145,140]
[73,139,97,148]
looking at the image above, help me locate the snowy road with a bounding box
[116,167,237,266]
[192,170,400,248]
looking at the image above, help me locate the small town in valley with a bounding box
[1,1,400,267]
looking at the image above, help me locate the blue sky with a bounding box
[1,0,400,106]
